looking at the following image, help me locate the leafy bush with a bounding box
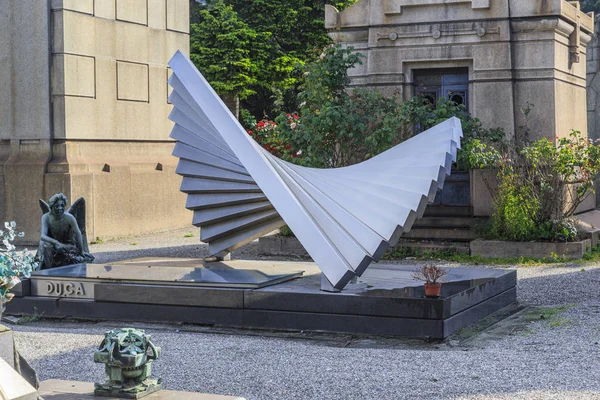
[488,179,540,241]
[1,222,38,308]
[275,45,417,168]
[274,44,505,169]
[245,116,302,160]
[279,225,295,237]
[401,97,505,170]
[485,130,600,242]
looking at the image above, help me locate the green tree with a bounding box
[276,45,415,168]
[194,0,358,118]
[189,1,268,100]
[581,0,600,12]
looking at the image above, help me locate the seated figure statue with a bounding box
[37,193,95,269]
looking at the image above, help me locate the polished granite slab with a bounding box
[9,259,517,339]
[32,261,304,289]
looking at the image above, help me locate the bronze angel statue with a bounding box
[37,193,95,269]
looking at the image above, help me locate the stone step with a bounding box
[413,216,486,229]
[423,205,472,217]
[392,240,471,255]
[402,227,478,241]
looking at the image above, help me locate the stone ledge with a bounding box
[38,380,245,399]
[470,239,592,259]
[0,358,37,400]
[258,235,308,257]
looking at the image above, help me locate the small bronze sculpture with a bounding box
[94,328,162,399]
[37,193,94,269]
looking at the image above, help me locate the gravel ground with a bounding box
[9,228,600,400]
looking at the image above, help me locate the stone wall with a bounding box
[0,0,191,244]
[587,15,600,142]
[326,0,593,142]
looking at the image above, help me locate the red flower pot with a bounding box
[424,283,441,297]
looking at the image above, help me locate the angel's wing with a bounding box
[67,197,90,254]
[39,199,50,215]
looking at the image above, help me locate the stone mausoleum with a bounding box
[326,0,593,142]
[0,0,190,243]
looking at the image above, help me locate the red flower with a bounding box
[247,130,253,135]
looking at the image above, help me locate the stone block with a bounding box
[166,0,190,33]
[0,358,37,400]
[11,279,31,298]
[117,61,149,102]
[0,325,14,368]
[470,239,592,259]
[10,260,515,339]
[443,287,516,337]
[53,53,96,98]
[0,2,51,141]
[39,380,246,399]
[148,0,167,30]
[116,0,148,25]
[94,0,116,20]
[94,284,245,308]
[243,309,443,337]
[574,210,600,246]
[258,235,309,257]
[470,168,498,217]
[402,227,477,241]
[52,0,94,15]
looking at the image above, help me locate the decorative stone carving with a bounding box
[36,194,94,269]
[94,328,162,399]
[377,23,500,41]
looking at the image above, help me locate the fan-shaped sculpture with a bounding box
[168,51,463,291]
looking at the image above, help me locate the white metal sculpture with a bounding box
[168,51,463,291]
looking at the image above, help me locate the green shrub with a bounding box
[488,179,539,241]
[279,225,295,237]
[274,44,505,169]
[486,129,600,242]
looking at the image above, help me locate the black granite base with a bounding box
[7,261,516,339]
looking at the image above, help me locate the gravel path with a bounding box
[9,228,600,399]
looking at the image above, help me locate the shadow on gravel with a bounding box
[516,265,600,306]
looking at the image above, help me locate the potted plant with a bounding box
[0,222,38,322]
[412,264,448,298]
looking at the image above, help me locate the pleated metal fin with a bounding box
[168,51,463,291]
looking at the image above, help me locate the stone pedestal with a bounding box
[39,380,246,400]
[0,359,38,400]
[0,324,15,368]
[0,327,37,400]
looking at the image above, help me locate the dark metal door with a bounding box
[413,68,471,206]
[414,68,469,111]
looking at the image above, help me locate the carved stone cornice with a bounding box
[377,22,500,41]
[511,18,592,45]
[384,0,490,15]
